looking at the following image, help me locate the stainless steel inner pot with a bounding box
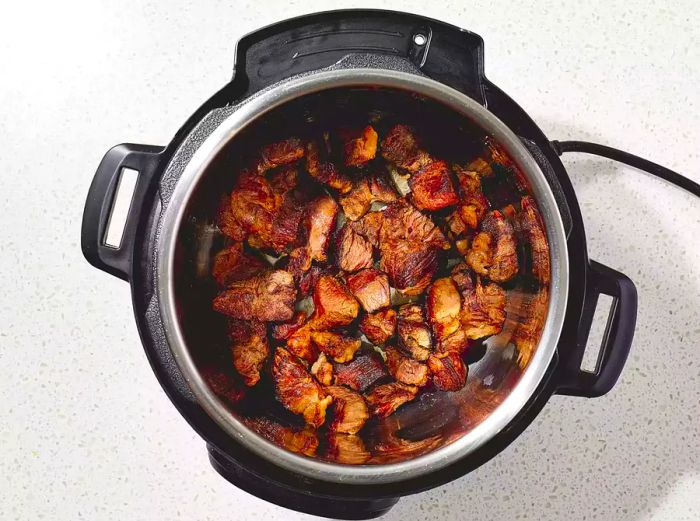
[156,68,569,484]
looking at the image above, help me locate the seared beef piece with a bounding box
[359,308,397,345]
[384,346,429,387]
[365,382,419,418]
[520,196,550,284]
[271,311,307,341]
[310,331,361,363]
[272,347,333,427]
[446,165,490,237]
[268,190,306,252]
[228,320,269,387]
[306,141,353,193]
[436,328,471,355]
[228,171,278,246]
[397,304,432,361]
[326,385,369,434]
[309,275,360,330]
[305,194,339,262]
[243,417,318,457]
[310,352,333,386]
[335,224,374,273]
[380,200,449,250]
[513,287,548,368]
[334,352,388,392]
[427,351,468,391]
[380,124,431,173]
[213,270,296,322]
[200,365,244,405]
[216,194,246,241]
[326,433,370,464]
[256,137,305,173]
[341,125,378,167]
[349,210,384,247]
[346,269,390,313]
[298,264,324,298]
[284,246,312,282]
[268,164,299,194]
[285,325,316,364]
[409,160,459,211]
[339,173,397,221]
[425,277,461,340]
[212,244,268,287]
[466,210,518,283]
[452,263,506,340]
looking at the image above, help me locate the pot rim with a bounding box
[156,68,570,484]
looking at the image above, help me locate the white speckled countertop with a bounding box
[1,1,698,520]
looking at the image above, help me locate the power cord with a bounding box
[550,140,700,199]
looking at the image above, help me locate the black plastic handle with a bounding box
[556,260,638,397]
[81,143,164,281]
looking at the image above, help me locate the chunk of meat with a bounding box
[436,328,471,355]
[272,347,333,427]
[256,137,305,173]
[359,308,397,345]
[200,365,244,405]
[466,210,518,283]
[397,304,432,361]
[335,224,374,273]
[268,164,299,194]
[326,385,369,434]
[341,125,378,167]
[216,194,246,241]
[447,166,490,235]
[310,331,361,363]
[285,325,316,363]
[213,270,296,322]
[465,156,493,177]
[452,263,506,339]
[309,275,360,330]
[365,382,419,418]
[244,417,318,457]
[271,311,307,341]
[346,269,390,313]
[229,172,277,243]
[283,246,312,282]
[409,160,458,211]
[310,352,333,385]
[428,351,468,391]
[520,196,550,284]
[339,174,397,221]
[349,210,384,247]
[212,244,267,287]
[379,200,450,250]
[513,287,548,368]
[298,264,324,298]
[334,352,389,392]
[380,124,431,173]
[306,141,353,193]
[305,194,339,262]
[326,433,370,464]
[228,320,269,387]
[425,277,461,340]
[385,346,429,386]
[268,191,306,252]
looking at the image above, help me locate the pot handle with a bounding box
[556,260,638,397]
[81,143,164,281]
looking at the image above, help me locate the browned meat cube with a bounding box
[365,382,419,418]
[305,194,339,262]
[216,194,246,241]
[339,174,397,221]
[453,263,506,340]
[309,275,360,330]
[384,346,429,387]
[310,352,333,385]
[268,191,306,253]
[326,385,369,434]
[379,200,449,250]
[285,325,316,363]
[311,331,361,363]
[448,166,490,233]
[397,304,433,361]
[268,164,299,194]
[272,347,333,427]
[520,196,550,284]
[380,124,431,173]
[466,210,518,283]
[326,433,371,464]
[298,264,324,298]
[427,351,468,391]
[200,365,244,405]
[213,270,296,322]
[349,210,384,247]
[212,244,267,287]
[229,172,278,243]
[359,308,397,345]
[465,156,493,177]
[256,137,305,173]
[409,160,459,211]
[341,125,378,167]
[228,320,269,387]
[334,352,388,392]
[425,277,461,340]
[436,328,471,355]
[306,141,353,193]
[243,417,318,457]
[513,287,548,368]
[271,311,307,341]
[335,225,374,273]
[283,246,312,283]
[346,269,390,313]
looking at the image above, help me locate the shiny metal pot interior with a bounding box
[156,68,569,484]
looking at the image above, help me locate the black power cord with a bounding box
[550,140,700,199]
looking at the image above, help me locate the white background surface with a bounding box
[1,1,698,520]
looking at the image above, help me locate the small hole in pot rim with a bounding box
[413,33,427,46]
